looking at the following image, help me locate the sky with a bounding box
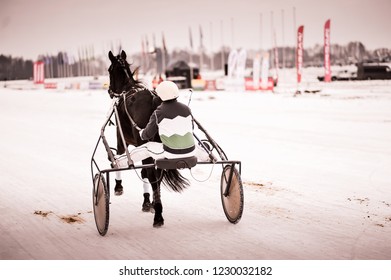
[1,0,391,60]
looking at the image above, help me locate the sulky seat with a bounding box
[155,156,197,170]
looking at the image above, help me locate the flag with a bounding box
[296,25,304,83]
[162,32,167,73]
[199,25,203,48]
[44,54,50,65]
[145,35,150,52]
[90,45,95,59]
[189,27,193,49]
[199,25,204,71]
[162,32,167,53]
[63,52,69,65]
[324,19,331,82]
[141,37,146,55]
[57,52,64,65]
[77,47,82,62]
[152,33,156,50]
[84,47,89,61]
[68,54,75,65]
[273,30,279,80]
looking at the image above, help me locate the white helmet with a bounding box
[156,81,179,101]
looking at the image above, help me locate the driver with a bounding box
[115,81,209,166]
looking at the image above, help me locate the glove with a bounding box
[139,129,144,140]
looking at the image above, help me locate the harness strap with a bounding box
[109,87,158,132]
[123,91,143,131]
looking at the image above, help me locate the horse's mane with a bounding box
[121,58,145,90]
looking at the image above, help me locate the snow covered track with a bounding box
[0,82,391,259]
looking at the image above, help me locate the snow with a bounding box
[0,73,391,263]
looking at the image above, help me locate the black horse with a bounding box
[107,50,189,227]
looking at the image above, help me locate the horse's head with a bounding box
[108,50,139,98]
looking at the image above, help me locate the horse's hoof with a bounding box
[153,208,164,227]
[153,219,164,227]
[114,186,123,196]
[142,202,152,212]
[142,193,152,212]
[114,180,123,196]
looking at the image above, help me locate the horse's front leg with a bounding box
[114,131,126,196]
[141,166,152,212]
[147,167,164,227]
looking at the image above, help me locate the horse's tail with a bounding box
[161,169,190,192]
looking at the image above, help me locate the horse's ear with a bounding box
[121,50,127,60]
[108,51,115,61]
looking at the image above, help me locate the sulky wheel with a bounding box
[220,165,244,224]
[93,173,110,236]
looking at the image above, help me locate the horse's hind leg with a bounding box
[152,178,164,227]
[145,166,164,227]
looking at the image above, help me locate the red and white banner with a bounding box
[33,61,45,84]
[324,19,331,82]
[296,25,304,84]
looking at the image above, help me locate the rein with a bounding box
[123,89,144,132]
[109,88,146,132]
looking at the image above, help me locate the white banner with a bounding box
[261,52,270,89]
[236,48,247,81]
[227,49,238,79]
[253,55,260,89]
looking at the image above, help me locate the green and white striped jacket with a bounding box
[140,99,195,155]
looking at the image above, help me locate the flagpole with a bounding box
[162,32,166,76]
[142,38,145,73]
[199,25,203,74]
[145,35,150,71]
[210,21,214,71]
[281,9,285,70]
[271,11,273,49]
[259,13,263,51]
[271,11,279,83]
[293,6,297,85]
[231,17,235,49]
[151,33,157,75]
[189,26,193,88]
[49,54,53,78]
[220,20,224,72]
[293,7,296,46]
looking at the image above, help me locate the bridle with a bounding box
[107,56,134,98]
